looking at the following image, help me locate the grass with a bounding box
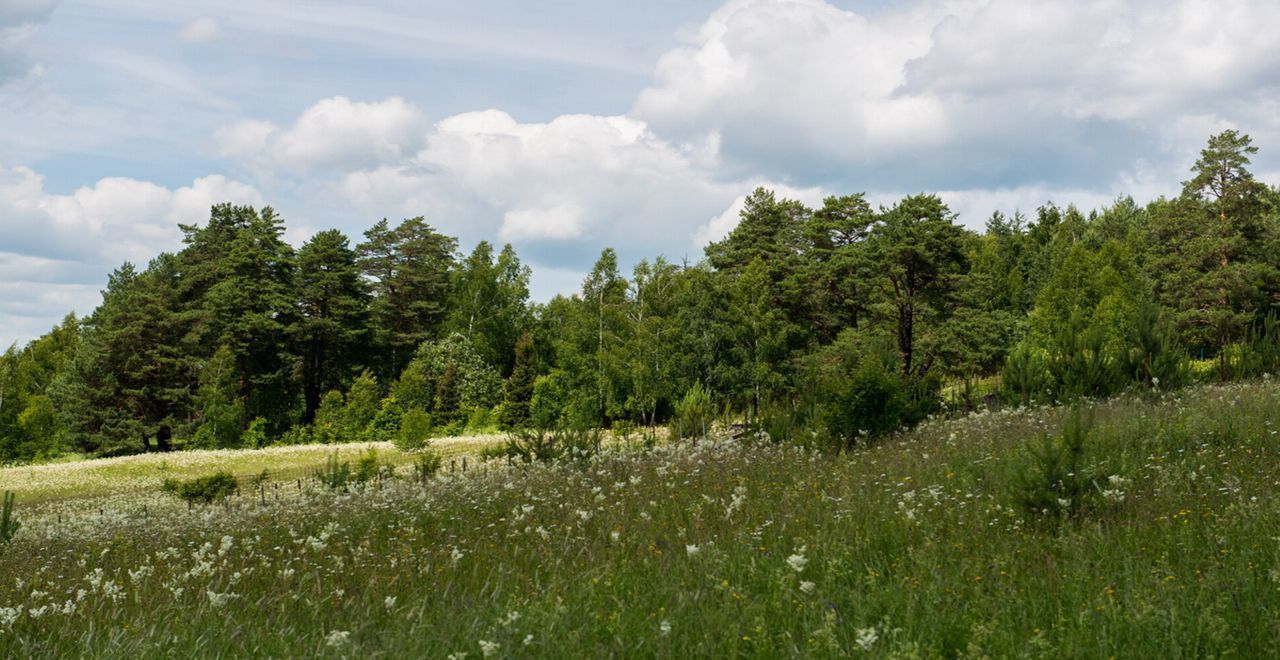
[3,381,1280,656]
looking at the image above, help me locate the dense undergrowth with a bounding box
[2,380,1280,657]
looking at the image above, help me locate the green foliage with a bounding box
[314,449,384,490]
[1002,343,1050,406]
[500,331,537,429]
[394,334,502,416]
[242,417,270,448]
[357,217,458,379]
[1010,408,1100,523]
[9,131,1280,464]
[394,409,433,451]
[0,491,19,549]
[669,383,715,441]
[504,424,603,464]
[824,355,908,446]
[342,371,382,438]
[412,450,443,480]
[161,472,239,504]
[314,452,352,490]
[192,346,246,449]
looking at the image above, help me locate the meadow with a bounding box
[2,380,1280,657]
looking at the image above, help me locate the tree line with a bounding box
[1,130,1278,463]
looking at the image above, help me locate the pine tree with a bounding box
[296,230,370,423]
[357,217,458,379]
[501,331,537,429]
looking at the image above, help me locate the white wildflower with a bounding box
[786,553,808,573]
[384,596,397,611]
[205,590,236,608]
[479,639,500,657]
[659,619,672,636]
[855,626,879,650]
[523,634,534,646]
[800,581,816,594]
[686,544,699,557]
[0,606,21,627]
[325,630,350,648]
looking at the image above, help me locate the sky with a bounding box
[4,0,1280,348]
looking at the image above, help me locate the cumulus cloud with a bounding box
[634,0,1280,191]
[0,164,263,346]
[216,96,429,171]
[177,16,223,43]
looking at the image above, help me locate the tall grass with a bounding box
[2,381,1280,656]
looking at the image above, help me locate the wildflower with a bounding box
[855,626,879,650]
[479,640,500,657]
[206,590,236,608]
[1101,489,1126,503]
[786,553,808,573]
[523,634,534,646]
[325,630,351,648]
[1108,475,1127,487]
[1056,498,1071,509]
[384,596,397,611]
[686,544,700,557]
[800,581,816,594]
[611,530,621,542]
[660,620,672,636]
[0,606,21,628]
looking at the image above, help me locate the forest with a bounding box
[2,129,1278,464]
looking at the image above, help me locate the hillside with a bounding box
[2,380,1280,657]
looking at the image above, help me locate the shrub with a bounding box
[824,356,908,447]
[314,452,353,490]
[1010,407,1100,523]
[669,383,715,441]
[162,471,239,504]
[412,451,443,481]
[242,417,270,448]
[353,448,383,483]
[1,491,19,549]
[506,427,559,463]
[394,409,433,451]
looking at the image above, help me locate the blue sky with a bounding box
[4,0,1280,347]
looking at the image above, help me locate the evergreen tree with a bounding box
[868,194,969,379]
[296,229,369,423]
[179,205,298,431]
[501,331,537,429]
[357,217,458,379]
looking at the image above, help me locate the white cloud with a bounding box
[694,182,827,246]
[634,0,1280,190]
[331,108,746,252]
[0,164,263,346]
[216,96,429,171]
[177,16,222,43]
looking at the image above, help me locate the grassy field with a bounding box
[3,381,1280,657]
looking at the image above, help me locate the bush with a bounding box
[314,452,353,489]
[394,409,433,451]
[1,491,19,550]
[824,356,908,446]
[242,417,270,448]
[412,451,443,481]
[162,471,239,504]
[669,383,715,441]
[315,449,385,490]
[353,448,383,483]
[1010,408,1100,523]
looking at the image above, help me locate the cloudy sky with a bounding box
[4,0,1280,347]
